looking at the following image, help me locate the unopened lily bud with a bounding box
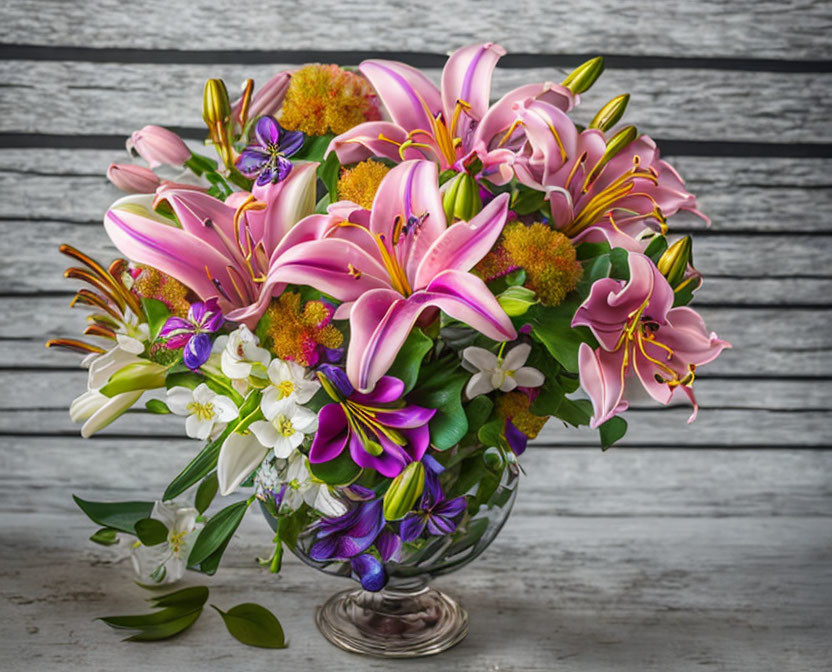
[383,461,425,521]
[442,172,482,223]
[586,125,639,184]
[98,361,168,397]
[232,71,292,125]
[126,125,191,169]
[562,56,604,94]
[658,236,694,288]
[203,78,231,129]
[497,285,538,317]
[106,163,161,194]
[589,94,630,132]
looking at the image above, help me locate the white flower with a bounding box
[218,326,271,380]
[115,307,151,355]
[262,358,320,404]
[249,396,318,458]
[166,383,238,440]
[462,343,545,398]
[282,452,347,517]
[130,500,201,586]
[217,431,269,496]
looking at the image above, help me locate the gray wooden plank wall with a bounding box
[0,1,830,670]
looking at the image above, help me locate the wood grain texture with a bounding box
[2,60,829,142]
[2,0,830,59]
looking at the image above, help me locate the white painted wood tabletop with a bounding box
[1,1,830,670]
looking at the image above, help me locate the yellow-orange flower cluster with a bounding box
[260,292,343,366]
[477,222,583,307]
[496,391,548,439]
[131,266,190,317]
[280,64,380,137]
[337,160,390,209]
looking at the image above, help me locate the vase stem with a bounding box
[315,583,468,658]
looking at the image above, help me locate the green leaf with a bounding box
[149,586,210,609]
[527,302,587,373]
[164,392,259,500]
[575,241,611,261]
[308,449,362,485]
[101,606,199,630]
[195,472,219,514]
[123,610,203,642]
[408,359,469,450]
[477,417,505,449]
[643,235,668,264]
[577,254,612,296]
[387,328,433,394]
[317,151,341,200]
[293,133,334,162]
[212,603,287,649]
[464,395,493,433]
[188,499,250,567]
[141,298,171,340]
[599,416,628,450]
[609,247,630,280]
[73,496,154,535]
[134,518,169,546]
[145,399,171,414]
[89,528,119,546]
[511,187,546,215]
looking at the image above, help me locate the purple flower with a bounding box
[399,471,467,542]
[235,116,305,186]
[310,375,436,478]
[309,494,402,592]
[159,298,224,370]
[504,419,528,456]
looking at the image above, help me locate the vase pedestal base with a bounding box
[315,584,468,658]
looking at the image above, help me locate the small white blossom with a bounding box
[214,326,271,394]
[166,383,238,440]
[262,358,320,404]
[249,396,318,458]
[282,451,347,517]
[130,500,202,586]
[462,343,545,398]
[115,307,151,355]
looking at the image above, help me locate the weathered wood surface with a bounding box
[1,0,831,669]
[2,0,831,59]
[3,61,830,142]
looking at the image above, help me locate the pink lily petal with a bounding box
[249,161,318,253]
[441,43,506,141]
[660,307,732,366]
[326,122,423,164]
[368,160,446,279]
[359,60,442,132]
[413,192,509,288]
[514,100,580,188]
[578,342,630,429]
[424,269,517,342]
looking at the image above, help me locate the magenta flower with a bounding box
[310,375,435,478]
[328,43,576,183]
[159,298,224,370]
[126,125,191,169]
[572,253,730,427]
[249,160,517,391]
[103,161,317,326]
[235,116,305,186]
[509,99,707,249]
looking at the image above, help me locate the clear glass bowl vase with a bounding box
[262,444,519,657]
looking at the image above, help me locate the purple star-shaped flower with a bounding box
[159,298,224,370]
[399,470,467,542]
[235,116,305,186]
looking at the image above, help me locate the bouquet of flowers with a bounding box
[52,43,729,646]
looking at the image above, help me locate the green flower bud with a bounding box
[99,361,168,397]
[497,285,538,317]
[562,56,605,94]
[202,78,231,129]
[658,236,694,288]
[382,461,425,521]
[443,172,482,223]
[586,125,638,185]
[588,94,630,132]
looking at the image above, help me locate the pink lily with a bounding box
[246,160,517,392]
[327,43,577,183]
[102,162,317,327]
[510,99,707,250]
[572,253,729,427]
